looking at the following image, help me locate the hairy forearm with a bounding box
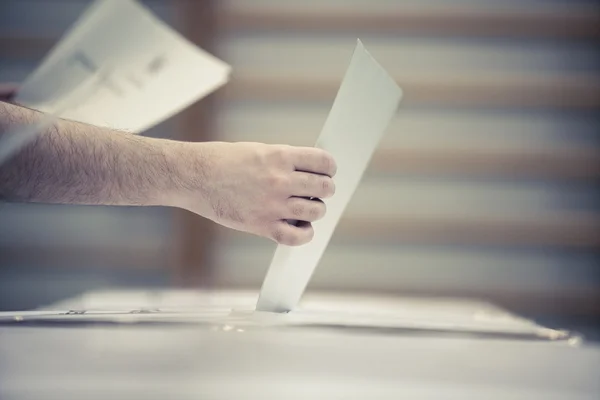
[0,101,207,208]
[0,97,340,246]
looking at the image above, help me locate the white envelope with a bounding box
[256,40,403,313]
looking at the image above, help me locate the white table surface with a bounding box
[1,290,598,400]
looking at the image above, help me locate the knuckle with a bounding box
[309,204,323,220]
[322,177,335,197]
[300,148,314,160]
[272,145,285,159]
[322,152,337,176]
[292,203,305,217]
[268,173,289,190]
[255,145,270,166]
[269,145,291,165]
[302,173,315,189]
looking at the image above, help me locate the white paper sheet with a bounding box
[15,0,231,133]
[256,40,403,313]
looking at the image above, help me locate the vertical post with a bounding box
[170,0,219,287]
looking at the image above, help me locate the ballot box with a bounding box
[1,289,598,400]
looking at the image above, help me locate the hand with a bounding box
[176,141,337,246]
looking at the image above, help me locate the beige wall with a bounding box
[0,0,598,314]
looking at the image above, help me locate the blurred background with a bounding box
[0,0,598,332]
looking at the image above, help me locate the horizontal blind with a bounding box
[0,0,178,270]
[0,0,598,316]
[211,0,600,316]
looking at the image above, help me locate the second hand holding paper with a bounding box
[256,40,403,313]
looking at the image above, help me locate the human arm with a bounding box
[0,101,336,245]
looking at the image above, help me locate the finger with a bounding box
[270,220,314,246]
[292,147,337,177]
[286,197,326,222]
[290,171,335,199]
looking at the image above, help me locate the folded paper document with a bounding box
[16,0,230,133]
